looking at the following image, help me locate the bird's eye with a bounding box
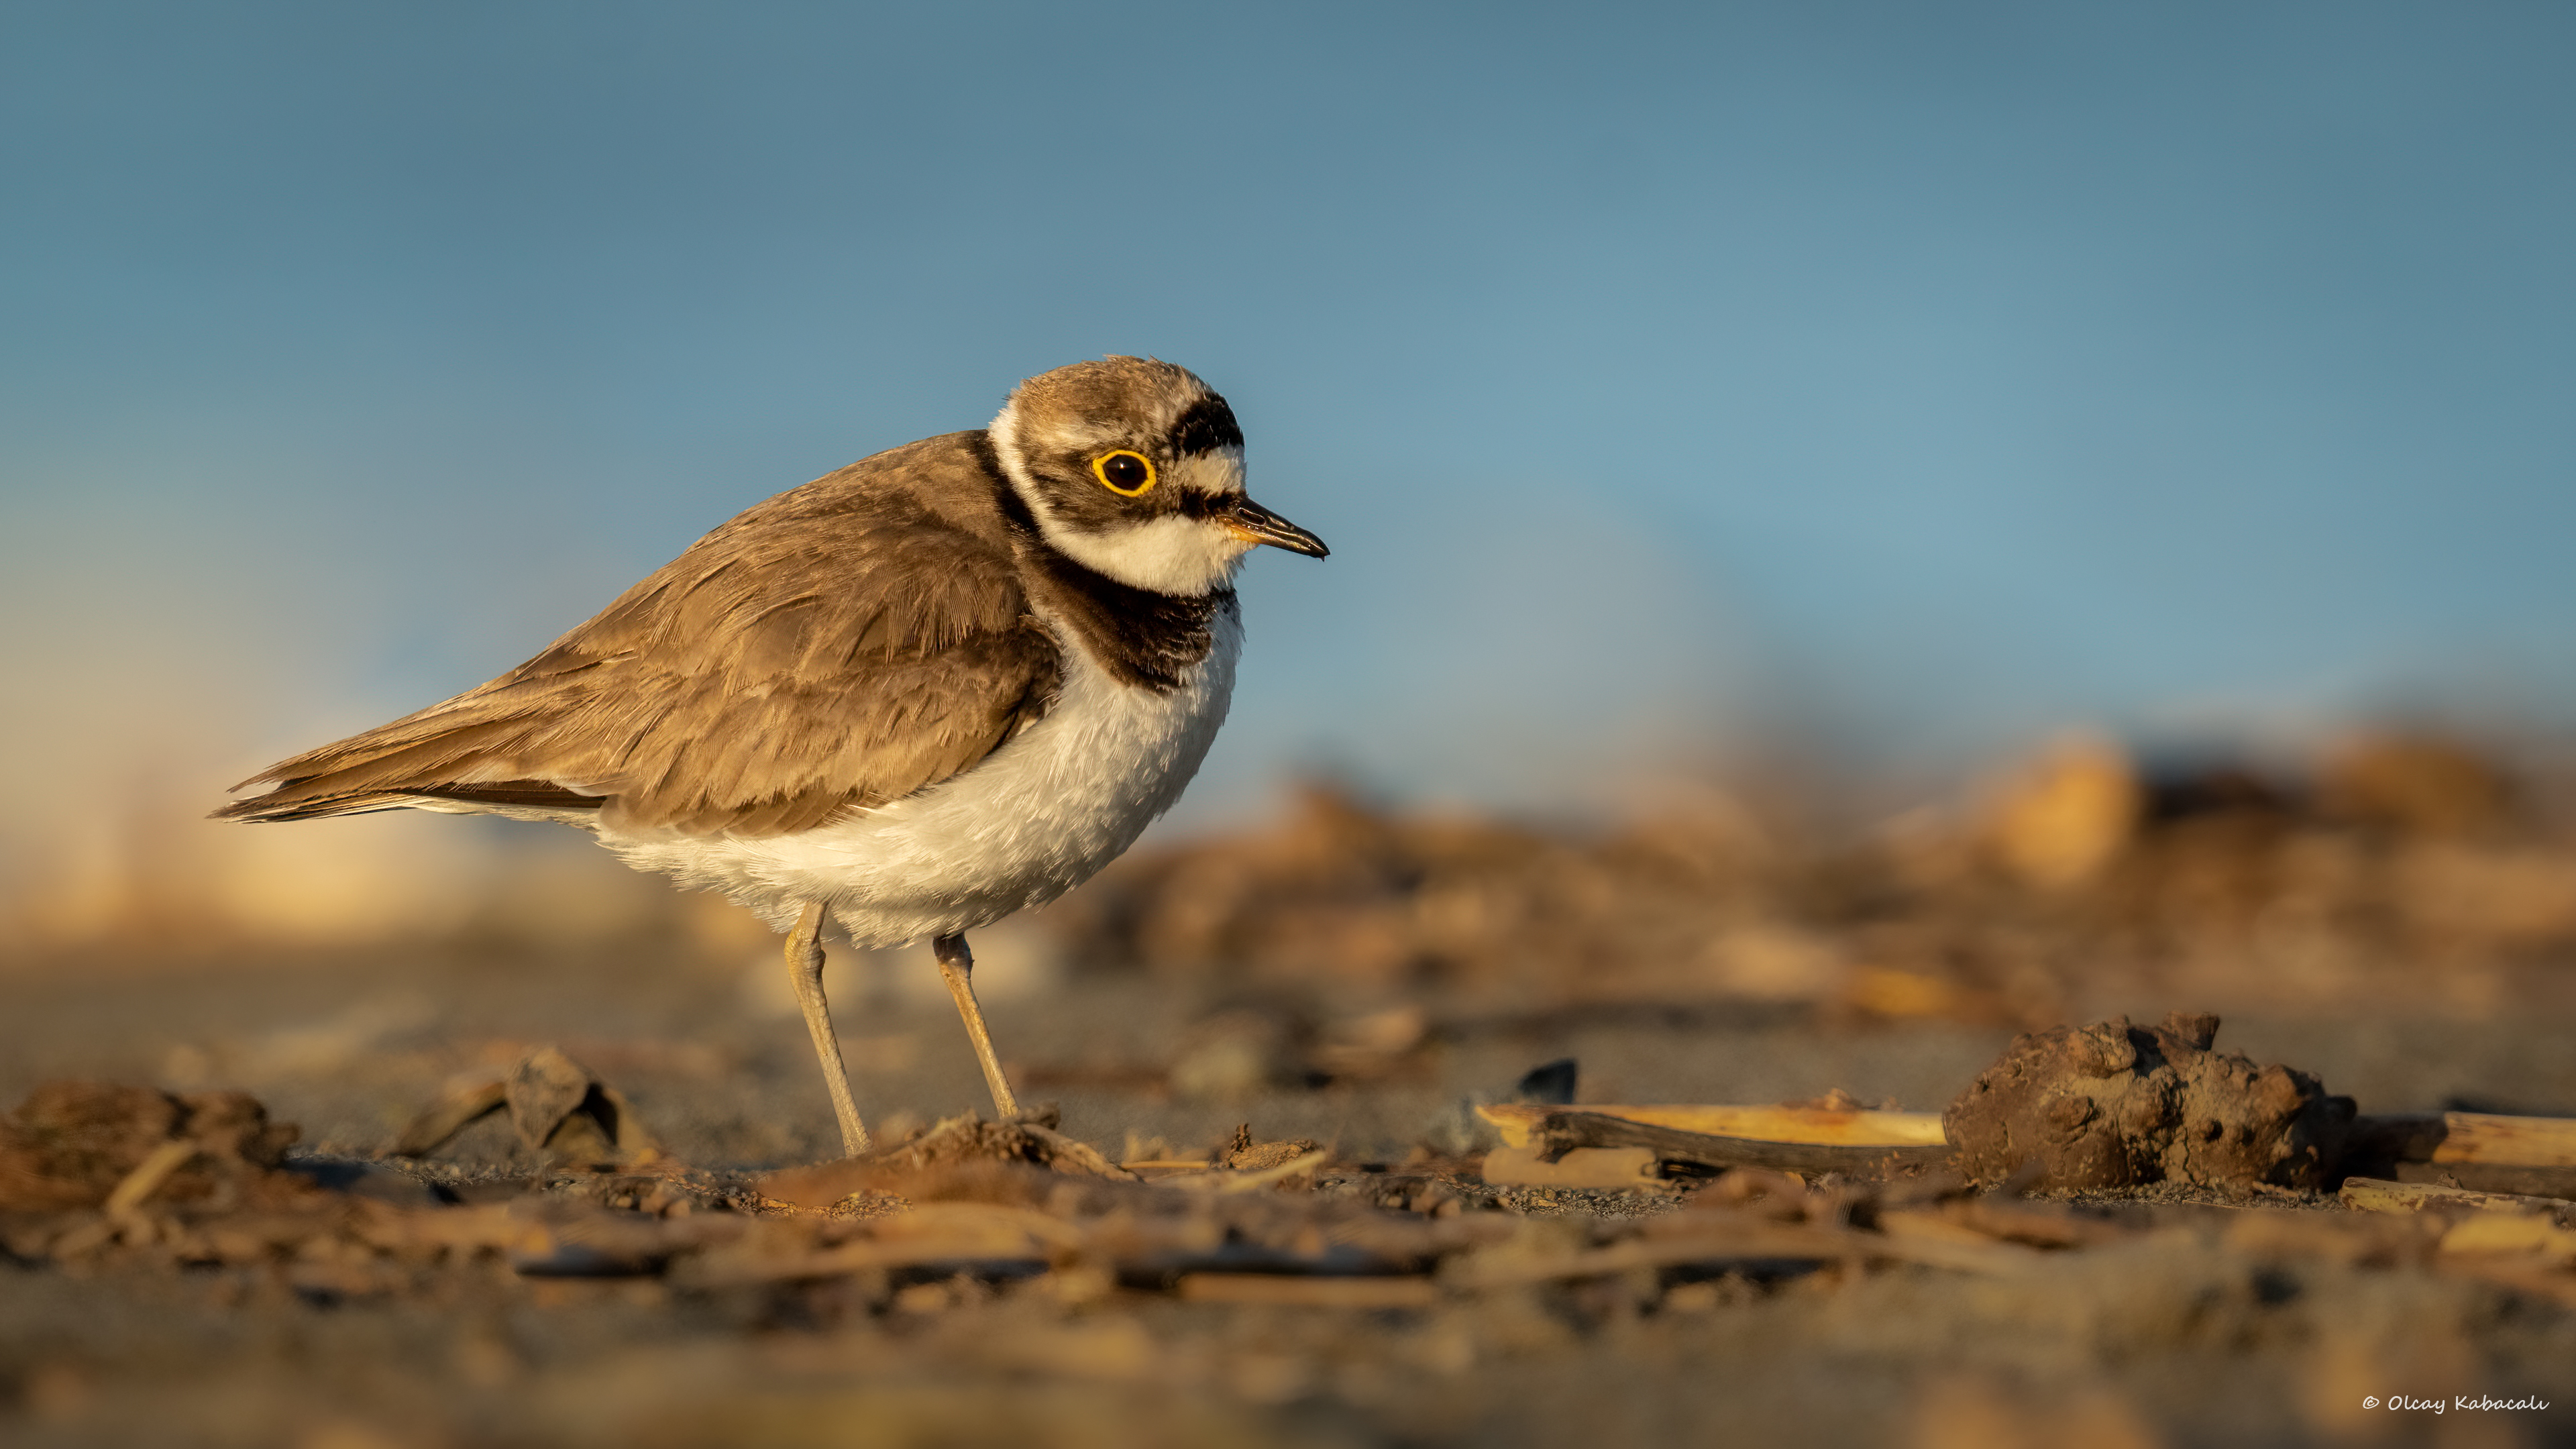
[1091,449,1157,496]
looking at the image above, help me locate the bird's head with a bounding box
[988,356,1328,596]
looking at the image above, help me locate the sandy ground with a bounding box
[5,924,2576,1449]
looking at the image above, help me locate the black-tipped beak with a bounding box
[1225,496,1329,558]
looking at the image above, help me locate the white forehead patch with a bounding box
[1166,446,1246,496]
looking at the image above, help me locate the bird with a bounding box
[213,357,1328,1158]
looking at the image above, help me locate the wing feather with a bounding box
[216,438,1061,837]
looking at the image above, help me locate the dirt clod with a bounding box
[0,1080,303,1211]
[1943,1012,2355,1190]
[1224,1122,1326,1172]
[758,1112,1138,1210]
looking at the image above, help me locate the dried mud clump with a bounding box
[0,1079,303,1211]
[1222,1123,1326,1173]
[757,1111,1139,1211]
[859,1112,1134,1181]
[1944,1012,2355,1190]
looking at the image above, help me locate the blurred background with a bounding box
[3,0,2573,1007]
[13,15,2576,1442]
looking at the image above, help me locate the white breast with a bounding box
[598,600,1242,943]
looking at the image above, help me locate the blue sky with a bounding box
[5,1,2573,827]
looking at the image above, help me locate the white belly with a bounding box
[597,602,1240,943]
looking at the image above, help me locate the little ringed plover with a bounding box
[215,357,1328,1157]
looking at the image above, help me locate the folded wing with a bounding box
[215,488,1061,837]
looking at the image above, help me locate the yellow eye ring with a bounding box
[1091,449,1157,496]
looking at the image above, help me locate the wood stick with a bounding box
[2350,1112,2576,1168]
[1477,1102,1945,1150]
[2339,1176,2575,1223]
[101,1140,198,1217]
[2382,1161,2576,1200]
[1521,1110,1954,1175]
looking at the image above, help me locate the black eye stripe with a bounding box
[1169,394,1244,456]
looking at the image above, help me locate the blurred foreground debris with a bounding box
[6,1074,2573,1334]
[11,1023,2576,1304]
[7,1059,2576,1448]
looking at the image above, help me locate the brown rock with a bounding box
[1943,1012,2354,1190]
[389,1046,659,1168]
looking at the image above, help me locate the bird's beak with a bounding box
[1224,496,1329,557]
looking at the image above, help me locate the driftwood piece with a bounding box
[2351,1111,2576,1167]
[2371,1181,2576,1303]
[1515,1110,1953,1176]
[1476,1102,1944,1151]
[2345,1113,2576,1199]
[2380,1161,2576,1199]
[2340,1176,2576,1224]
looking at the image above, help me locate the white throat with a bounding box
[988,405,1252,596]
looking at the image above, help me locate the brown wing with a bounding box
[217,453,1061,837]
